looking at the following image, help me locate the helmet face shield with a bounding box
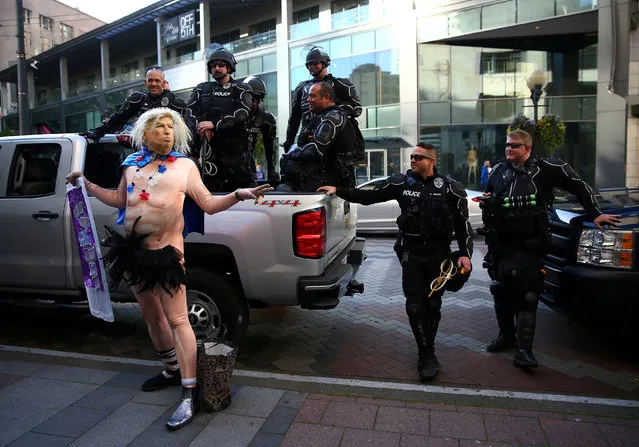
[243,75,267,97]
[304,47,330,71]
[204,43,237,74]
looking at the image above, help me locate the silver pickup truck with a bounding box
[0,134,366,340]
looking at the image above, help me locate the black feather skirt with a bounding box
[102,217,186,296]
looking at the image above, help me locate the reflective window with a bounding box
[450,46,482,100]
[518,0,555,22]
[418,45,450,101]
[330,36,352,59]
[420,102,451,125]
[263,53,276,72]
[481,1,515,29]
[248,57,263,75]
[557,0,596,15]
[448,8,480,36]
[375,28,393,50]
[352,31,375,54]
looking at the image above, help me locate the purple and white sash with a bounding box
[66,178,113,322]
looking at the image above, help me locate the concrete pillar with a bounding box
[398,8,418,169]
[276,0,292,151]
[27,70,35,109]
[627,28,639,188]
[59,56,68,101]
[199,0,211,79]
[153,17,161,66]
[100,40,110,89]
[318,0,331,33]
[595,0,630,188]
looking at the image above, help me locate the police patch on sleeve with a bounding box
[161,97,169,106]
[434,177,444,188]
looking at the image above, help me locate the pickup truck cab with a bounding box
[0,134,365,340]
[542,188,639,332]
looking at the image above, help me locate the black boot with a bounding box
[418,353,440,381]
[142,369,181,392]
[514,292,539,369]
[486,334,516,353]
[488,281,515,353]
[513,348,538,368]
[166,386,199,431]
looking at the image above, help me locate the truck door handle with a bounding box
[32,211,59,220]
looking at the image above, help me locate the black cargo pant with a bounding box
[397,249,450,357]
[485,236,545,350]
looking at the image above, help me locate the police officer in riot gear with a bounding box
[186,44,255,191]
[480,130,620,369]
[282,46,362,154]
[244,75,278,183]
[88,68,191,141]
[279,82,361,192]
[319,143,473,381]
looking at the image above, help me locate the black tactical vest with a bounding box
[397,174,454,248]
[482,161,549,238]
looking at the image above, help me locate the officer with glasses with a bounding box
[88,66,191,141]
[319,142,473,381]
[186,44,254,192]
[480,130,620,369]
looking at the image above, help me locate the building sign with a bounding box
[162,10,196,47]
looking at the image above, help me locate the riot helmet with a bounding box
[203,43,237,74]
[305,46,330,69]
[244,75,267,100]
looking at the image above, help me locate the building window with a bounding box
[23,8,32,24]
[211,29,240,44]
[60,23,74,39]
[293,6,319,23]
[480,51,521,75]
[41,38,53,52]
[39,15,54,31]
[249,18,276,36]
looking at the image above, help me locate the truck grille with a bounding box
[545,220,577,266]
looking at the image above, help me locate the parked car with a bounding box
[354,177,483,234]
[0,133,366,342]
[541,188,639,334]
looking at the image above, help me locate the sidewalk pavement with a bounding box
[1,347,638,447]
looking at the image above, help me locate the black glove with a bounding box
[79,131,98,140]
[281,140,293,154]
[267,169,280,184]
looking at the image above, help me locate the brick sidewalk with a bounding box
[1,354,638,447]
[239,237,639,398]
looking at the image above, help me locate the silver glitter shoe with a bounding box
[166,387,199,431]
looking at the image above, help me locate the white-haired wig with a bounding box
[131,107,192,154]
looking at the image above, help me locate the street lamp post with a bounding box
[526,69,547,123]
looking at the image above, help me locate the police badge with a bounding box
[161,96,169,107]
[434,177,444,188]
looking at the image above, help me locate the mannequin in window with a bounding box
[467,145,478,185]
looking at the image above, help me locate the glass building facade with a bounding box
[3,0,633,188]
[418,43,598,186]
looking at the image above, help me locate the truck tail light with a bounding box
[294,207,326,259]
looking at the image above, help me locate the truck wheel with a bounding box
[186,269,248,343]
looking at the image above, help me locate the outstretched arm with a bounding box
[185,163,273,214]
[66,170,128,209]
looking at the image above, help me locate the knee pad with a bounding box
[520,291,539,313]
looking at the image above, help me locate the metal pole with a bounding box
[15,0,29,135]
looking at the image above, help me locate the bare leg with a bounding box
[134,286,174,351]
[158,285,197,382]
